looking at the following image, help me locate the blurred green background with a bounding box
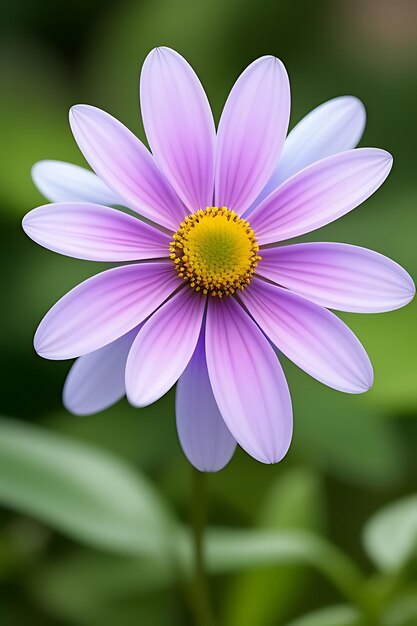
[1,0,417,624]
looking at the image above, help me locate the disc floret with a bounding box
[170,207,261,297]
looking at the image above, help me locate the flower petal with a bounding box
[215,56,290,216]
[249,95,366,210]
[140,47,215,211]
[35,262,180,360]
[205,297,292,464]
[176,329,236,472]
[258,243,415,313]
[63,328,140,416]
[69,105,187,231]
[32,160,121,205]
[22,203,171,262]
[126,288,206,407]
[240,277,373,394]
[250,148,393,245]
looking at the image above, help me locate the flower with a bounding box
[23,47,414,472]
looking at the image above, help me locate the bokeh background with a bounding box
[1,0,417,624]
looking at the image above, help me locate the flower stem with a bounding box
[189,466,215,626]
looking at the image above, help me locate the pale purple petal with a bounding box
[126,288,206,407]
[69,105,187,231]
[35,262,181,360]
[63,328,140,416]
[250,148,393,245]
[240,277,373,394]
[205,297,292,464]
[215,56,290,216]
[258,243,415,313]
[32,160,121,206]
[249,96,366,211]
[176,329,236,472]
[22,203,171,262]
[140,47,215,211]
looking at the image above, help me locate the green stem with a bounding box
[189,466,216,626]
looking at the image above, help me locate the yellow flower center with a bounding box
[170,207,261,297]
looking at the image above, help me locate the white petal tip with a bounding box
[365,148,393,169]
[69,105,92,123]
[392,269,415,307]
[62,396,103,417]
[34,347,59,361]
[257,450,291,465]
[69,105,80,118]
[190,460,232,473]
[21,209,40,237]
[62,400,90,417]
[153,46,172,54]
[258,55,288,79]
[33,333,45,356]
[21,213,31,233]
[127,397,147,409]
[145,46,177,63]
[126,390,160,409]
[400,289,416,309]
[349,373,374,394]
[34,333,70,361]
[31,161,47,183]
[380,150,394,166]
[34,345,52,360]
[250,440,292,464]
[258,54,285,66]
[340,94,365,111]
[405,277,416,300]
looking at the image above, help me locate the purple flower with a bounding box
[23,47,414,471]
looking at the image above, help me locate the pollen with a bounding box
[170,207,261,297]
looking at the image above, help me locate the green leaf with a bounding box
[225,468,325,626]
[258,467,325,530]
[44,390,178,472]
[383,592,417,626]
[285,604,363,626]
[206,528,364,605]
[363,495,417,572]
[29,525,365,623]
[0,418,176,556]
[29,550,177,624]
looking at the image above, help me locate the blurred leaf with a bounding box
[383,592,417,626]
[363,495,417,572]
[226,468,325,626]
[84,593,183,626]
[29,525,364,619]
[258,467,325,529]
[0,418,177,556]
[30,549,177,624]
[206,528,364,605]
[44,390,177,471]
[0,518,49,582]
[286,361,405,487]
[285,604,363,626]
